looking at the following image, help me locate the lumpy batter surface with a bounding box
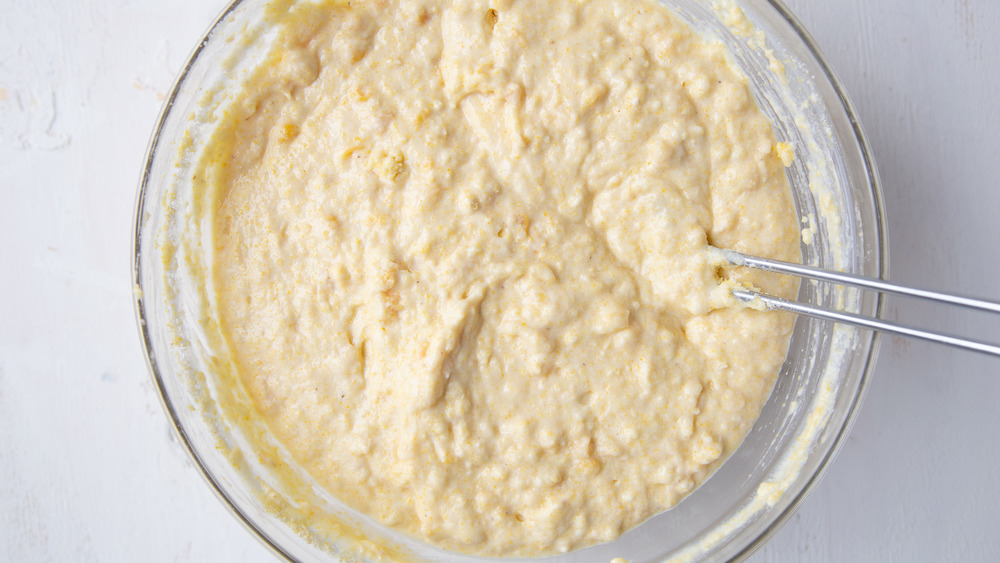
[202,0,799,555]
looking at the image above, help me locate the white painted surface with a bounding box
[1,0,997,561]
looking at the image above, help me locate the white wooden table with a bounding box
[2,1,998,560]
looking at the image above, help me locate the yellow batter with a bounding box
[201,0,799,555]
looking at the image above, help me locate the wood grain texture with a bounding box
[1,0,997,561]
[1,1,271,561]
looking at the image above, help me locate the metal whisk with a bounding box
[722,250,1000,357]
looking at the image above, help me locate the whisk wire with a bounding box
[724,250,1000,358]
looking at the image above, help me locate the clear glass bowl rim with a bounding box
[130,0,889,560]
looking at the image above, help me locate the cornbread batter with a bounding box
[201,0,799,555]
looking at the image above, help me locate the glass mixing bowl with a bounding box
[132,0,886,560]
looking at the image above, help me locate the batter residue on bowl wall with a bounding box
[194,0,800,555]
